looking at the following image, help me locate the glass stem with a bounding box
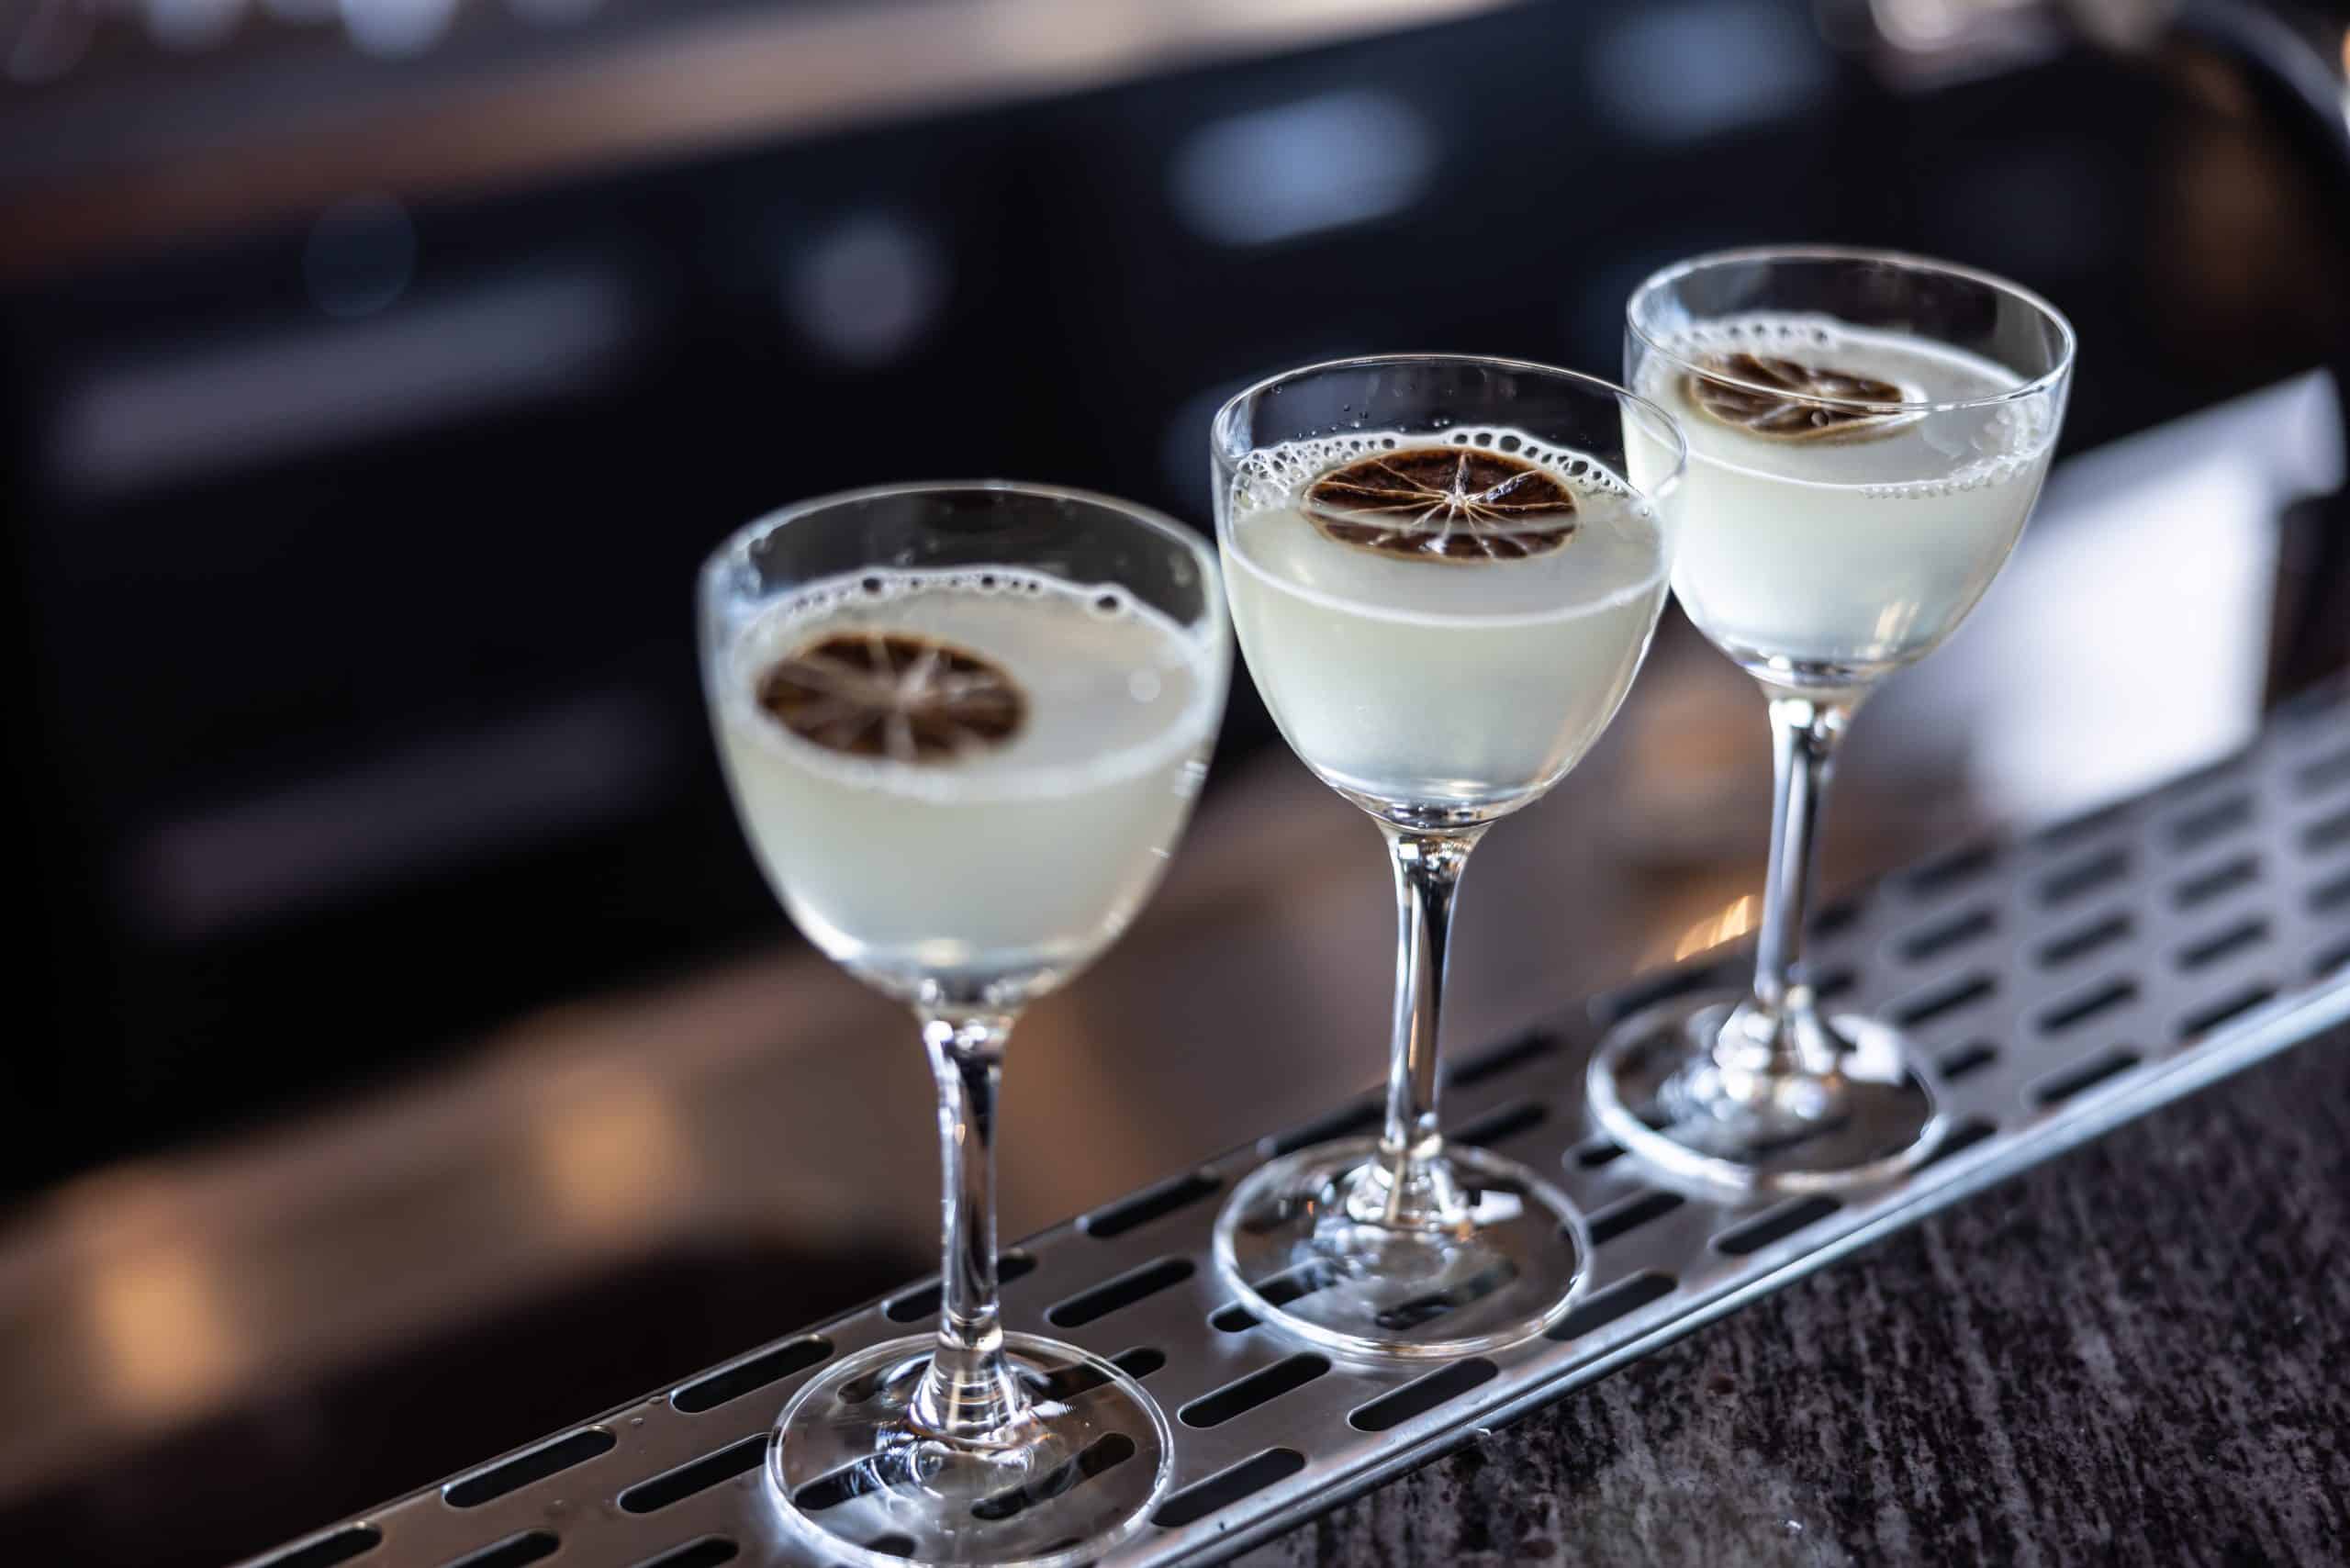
[1358,823,1484,1226]
[911,1010,1029,1443]
[1724,692,1856,1079]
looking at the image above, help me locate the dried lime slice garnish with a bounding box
[1685,352,1919,442]
[1302,446,1578,562]
[757,631,1025,762]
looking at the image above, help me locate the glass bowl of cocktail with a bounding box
[1209,355,1684,1357]
[1590,246,2076,1193]
[699,482,1229,1566]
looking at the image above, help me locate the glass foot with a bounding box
[1213,1136,1589,1359]
[1587,991,1947,1195]
[767,1333,1172,1568]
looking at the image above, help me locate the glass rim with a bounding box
[703,476,1228,644]
[1625,244,2079,416]
[1209,350,1688,494]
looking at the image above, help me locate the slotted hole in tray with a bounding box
[1449,1030,1558,1088]
[1348,1358,1499,1433]
[1909,842,1996,891]
[1179,1354,1329,1428]
[253,1525,382,1568]
[1938,1041,1998,1081]
[2171,792,2254,849]
[1901,906,1996,962]
[2040,912,2132,968]
[1046,1257,1194,1328]
[1451,1098,1546,1148]
[1714,1196,1841,1257]
[2036,799,2129,847]
[1811,894,1867,935]
[867,1533,916,1558]
[1258,1262,1339,1305]
[1587,1190,1684,1246]
[1548,1271,1676,1341]
[1214,1260,1344,1332]
[2031,1047,2142,1106]
[1595,962,1732,1025]
[2297,742,2350,793]
[2311,867,2350,913]
[792,1459,881,1513]
[2040,978,2137,1034]
[1917,1117,1998,1170]
[1025,1345,1166,1403]
[2318,936,2350,975]
[1811,968,1856,1002]
[443,1428,613,1507]
[1153,1450,1306,1529]
[1082,1171,1220,1238]
[2177,916,2268,972]
[886,1253,1035,1324]
[619,1436,766,1515]
[971,1433,1138,1521]
[2179,982,2277,1041]
[1889,972,1998,1030]
[447,1534,559,1568]
[2304,804,2350,855]
[1376,1258,1524,1332]
[632,1541,736,1568]
[2176,854,2260,908]
[672,1334,832,1414]
[1265,1100,1382,1158]
[2041,846,2130,906]
[1572,1137,1628,1170]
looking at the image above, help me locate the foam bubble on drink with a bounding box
[711,564,1225,1004]
[1233,424,1640,517]
[1643,311,2053,499]
[722,566,1218,805]
[1219,425,1672,812]
[1634,311,2057,683]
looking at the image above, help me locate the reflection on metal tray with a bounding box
[244,685,2350,1568]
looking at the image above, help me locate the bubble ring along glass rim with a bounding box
[1211,351,1688,505]
[702,478,1230,805]
[1626,244,2079,414]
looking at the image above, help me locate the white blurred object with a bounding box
[339,0,456,57]
[144,0,242,50]
[783,212,948,369]
[1169,88,1436,247]
[508,0,599,22]
[1591,0,1830,141]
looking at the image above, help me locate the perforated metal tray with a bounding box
[246,686,2350,1568]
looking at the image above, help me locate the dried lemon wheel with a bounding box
[1685,352,1919,443]
[1302,446,1578,563]
[757,630,1025,762]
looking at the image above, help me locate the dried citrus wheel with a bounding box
[1685,352,1918,442]
[1301,446,1578,562]
[756,631,1025,762]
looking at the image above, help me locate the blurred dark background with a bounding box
[3,0,2350,1562]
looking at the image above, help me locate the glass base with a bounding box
[767,1333,1172,1568]
[1213,1136,1589,1359]
[1586,991,1947,1196]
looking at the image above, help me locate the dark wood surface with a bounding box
[1242,1030,2350,1566]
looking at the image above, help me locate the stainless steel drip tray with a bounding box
[244,687,2350,1568]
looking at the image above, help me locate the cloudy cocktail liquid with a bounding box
[1632,313,2053,689]
[714,568,1218,1007]
[1222,430,1669,818]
